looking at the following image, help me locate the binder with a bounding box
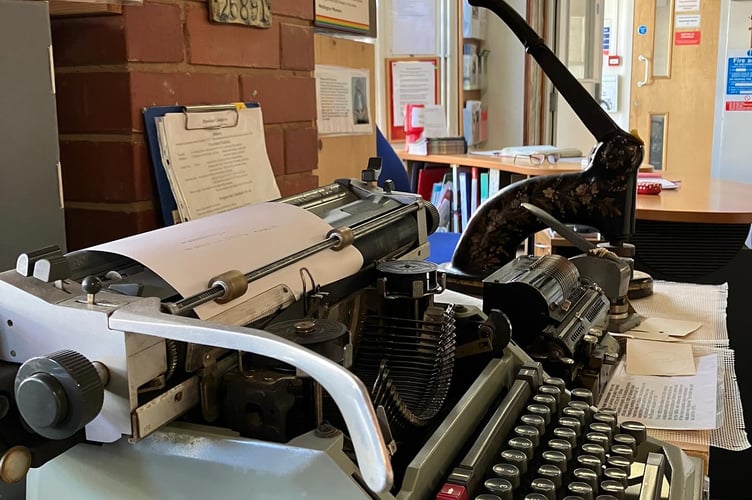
[143,102,261,227]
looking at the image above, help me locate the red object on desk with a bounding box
[637,182,662,195]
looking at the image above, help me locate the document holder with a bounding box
[143,102,260,227]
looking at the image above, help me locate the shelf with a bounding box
[49,1,122,17]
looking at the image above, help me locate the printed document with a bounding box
[88,202,364,320]
[598,354,719,430]
[157,107,280,222]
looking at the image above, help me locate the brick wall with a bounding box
[51,0,319,250]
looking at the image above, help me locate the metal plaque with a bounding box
[210,0,271,28]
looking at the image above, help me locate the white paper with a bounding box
[598,354,719,430]
[316,65,372,136]
[675,14,701,29]
[158,107,280,222]
[88,202,364,320]
[391,61,437,128]
[675,0,700,12]
[391,0,436,55]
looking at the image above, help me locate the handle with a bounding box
[637,55,650,87]
[110,298,393,494]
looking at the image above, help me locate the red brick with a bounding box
[56,72,132,134]
[51,16,126,66]
[124,3,184,63]
[130,71,240,131]
[272,0,314,20]
[265,126,285,176]
[186,4,280,68]
[276,173,319,197]
[60,141,154,203]
[240,75,316,123]
[65,207,159,250]
[284,127,318,173]
[280,24,314,71]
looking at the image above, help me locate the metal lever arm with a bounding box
[110,298,393,494]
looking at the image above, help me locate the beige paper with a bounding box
[88,202,364,320]
[631,317,702,338]
[158,107,280,222]
[626,338,697,376]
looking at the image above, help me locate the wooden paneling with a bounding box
[314,34,376,186]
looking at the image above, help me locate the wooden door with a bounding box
[629,0,720,181]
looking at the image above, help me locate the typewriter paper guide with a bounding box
[88,202,364,319]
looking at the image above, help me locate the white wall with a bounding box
[483,0,526,149]
[712,0,752,183]
[601,0,633,131]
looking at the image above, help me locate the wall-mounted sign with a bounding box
[315,0,370,35]
[210,0,271,28]
[675,0,700,12]
[725,51,752,112]
[675,30,701,45]
[675,14,701,29]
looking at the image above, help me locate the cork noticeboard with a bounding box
[314,34,376,186]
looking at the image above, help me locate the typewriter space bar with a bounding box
[444,365,539,495]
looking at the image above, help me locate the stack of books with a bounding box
[407,136,467,156]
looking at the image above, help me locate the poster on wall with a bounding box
[724,50,752,112]
[315,65,373,135]
[386,58,440,141]
[315,0,370,35]
[391,0,436,55]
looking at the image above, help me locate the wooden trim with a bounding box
[49,1,122,17]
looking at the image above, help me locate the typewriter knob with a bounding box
[14,350,105,440]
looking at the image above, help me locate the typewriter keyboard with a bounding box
[436,363,669,500]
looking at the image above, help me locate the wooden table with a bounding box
[635,178,752,224]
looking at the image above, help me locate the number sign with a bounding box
[210,0,271,28]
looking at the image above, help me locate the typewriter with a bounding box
[0,1,703,499]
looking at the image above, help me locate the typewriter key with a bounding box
[520,414,547,435]
[584,431,610,449]
[533,394,558,415]
[500,449,529,475]
[526,403,552,425]
[581,443,606,464]
[475,495,503,500]
[484,477,514,500]
[619,421,647,444]
[589,422,613,443]
[562,406,587,427]
[603,467,628,488]
[523,494,548,500]
[536,464,563,489]
[572,467,599,491]
[558,416,583,437]
[552,427,577,447]
[567,481,594,500]
[547,438,573,461]
[508,437,535,461]
[605,455,631,474]
[576,454,603,475]
[539,384,563,407]
[541,450,568,473]
[612,433,637,454]
[514,425,541,447]
[529,477,556,500]
[593,412,618,434]
[491,463,521,489]
[599,479,626,500]
[571,388,594,405]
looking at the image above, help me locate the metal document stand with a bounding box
[0,0,66,271]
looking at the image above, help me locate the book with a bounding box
[417,166,449,201]
[479,171,489,203]
[470,167,479,215]
[407,136,467,156]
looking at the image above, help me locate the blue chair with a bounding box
[375,127,460,264]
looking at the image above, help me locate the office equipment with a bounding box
[145,103,279,224]
[0,172,702,498]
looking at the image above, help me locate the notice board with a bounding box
[314,34,376,186]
